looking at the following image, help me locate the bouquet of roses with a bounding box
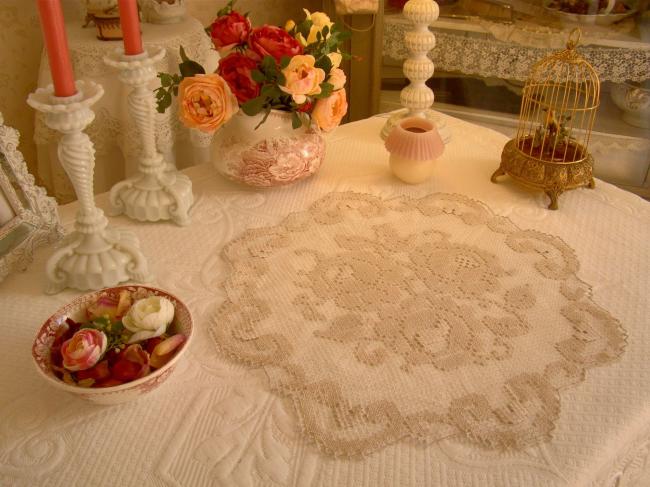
[155,1,351,133]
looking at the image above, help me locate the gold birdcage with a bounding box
[491,29,600,210]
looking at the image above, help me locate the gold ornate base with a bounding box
[491,138,595,210]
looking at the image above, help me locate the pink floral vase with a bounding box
[211,110,326,188]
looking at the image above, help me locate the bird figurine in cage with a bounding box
[491,28,599,210]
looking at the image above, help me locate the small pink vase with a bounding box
[385,117,445,184]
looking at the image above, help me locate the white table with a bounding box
[34,15,218,203]
[1,114,649,486]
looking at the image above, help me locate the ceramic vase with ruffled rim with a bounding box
[385,117,445,184]
[211,110,326,188]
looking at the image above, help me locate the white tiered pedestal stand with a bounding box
[104,47,193,226]
[27,81,151,294]
[381,0,450,143]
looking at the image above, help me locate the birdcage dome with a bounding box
[492,29,599,210]
[515,29,600,164]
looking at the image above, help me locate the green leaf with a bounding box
[261,55,277,74]
[242,95,267,116]
[291,110,302,129]
[159,73,173,87]
[179,45,189,63]
[216,0,236,17]
[297,19,313,39]
[254,108,271,130]
[179,60,206,78]
[315,55,333,74]
[251,69,266,83]
[314,82,334,99]
[280,56,291,69]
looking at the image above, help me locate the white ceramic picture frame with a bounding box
[0,113,63,282]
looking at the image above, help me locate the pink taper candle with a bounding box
[36,0,77,97]
[118,0,144,55]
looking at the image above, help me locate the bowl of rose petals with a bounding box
[32,286,192,405]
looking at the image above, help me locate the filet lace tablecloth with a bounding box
[212,190,625,456]
[1,115,650,486]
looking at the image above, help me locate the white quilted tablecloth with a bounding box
[1,114,649,487]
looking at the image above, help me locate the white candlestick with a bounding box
[27,80,152,294]
[104,47,193,226]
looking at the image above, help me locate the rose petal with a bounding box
[150,334,185,369]
[111,344,150,382]
[76,360,111,382]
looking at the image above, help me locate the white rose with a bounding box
[123,296,175,343]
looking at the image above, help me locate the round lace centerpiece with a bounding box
[211,192,625,456]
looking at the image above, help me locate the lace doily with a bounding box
[383,19,650,83]
[210,191,626,457]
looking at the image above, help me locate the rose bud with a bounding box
[210,11,251,52]
[61,329,108,372]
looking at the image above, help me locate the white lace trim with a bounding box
[383,20,650,83]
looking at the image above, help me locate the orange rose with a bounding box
[178,74,239,133]
[312,89,348,132]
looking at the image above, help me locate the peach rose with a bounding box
[328,68,346,91]
[280,55,325,105]
[61,329,108,372]
[178,74,239,133]
[312,89,348,132]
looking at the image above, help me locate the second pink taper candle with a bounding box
[118,0,144,55]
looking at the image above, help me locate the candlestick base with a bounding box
[109,156,193,225]
[27,81,152,294]
[105,47,193,226]
[45,212,151,295]
[381,109,451,144]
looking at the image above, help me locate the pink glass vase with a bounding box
[385,117,445,184]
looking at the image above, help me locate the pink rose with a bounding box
[248,25,303,62]
[178,74,239,133]
[280,55,325,104]
[218,52,261,104]
[61,329,108,372]
[312,89,348,132]
[210,11,251,51]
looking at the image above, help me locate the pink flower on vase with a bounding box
[61,329,108,372]
[248,25,303,62]
[312,89,348,132]
[218,52,261,103]
[210,11,251,52]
